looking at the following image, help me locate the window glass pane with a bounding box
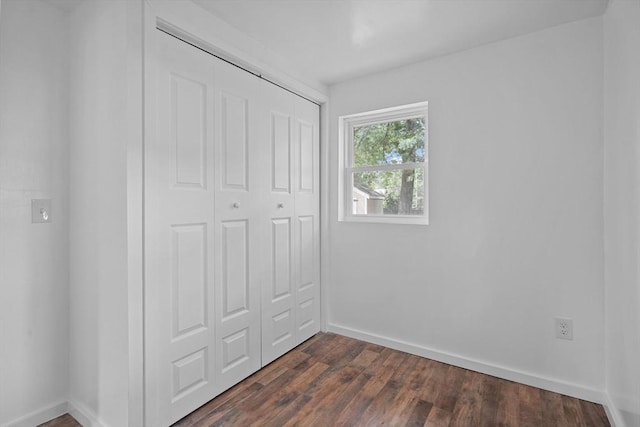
[353,118,425,167]
[352,168,424,216]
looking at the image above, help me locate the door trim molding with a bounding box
[126,1,144,427]
[145,0,327,104]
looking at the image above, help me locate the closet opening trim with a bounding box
[156,23,320,106]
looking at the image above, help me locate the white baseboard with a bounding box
[328,323,606,405]
[602,392,639,427]
[68,399,106,427]
[1,401,68,427]
[0,399,106,427]
[1,399,107,427]
[603,394,623,427]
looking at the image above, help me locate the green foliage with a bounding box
[352,118,425,215]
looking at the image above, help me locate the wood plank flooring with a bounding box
[41,332,610,426]
[38,414,81,427]
[173,333,609,426]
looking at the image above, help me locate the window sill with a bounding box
[339,215,429,226]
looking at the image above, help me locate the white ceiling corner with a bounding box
[191,0,608,86]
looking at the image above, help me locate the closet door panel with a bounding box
[298,120,314,193]
[170,224,208,338]
[261,83,297,365]
[213,60,262,390]
[172,75,207,188]
[149,30,217,426]
[220,93,249,190]
[271,112,292,193]
[271,218,292,300]
[293,100,321,343]
[220,220,249,318]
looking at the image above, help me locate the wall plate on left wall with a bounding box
[31,199,52,223]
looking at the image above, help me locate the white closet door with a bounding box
[147,31,217,425]
[148,28,321,426]
[212,59,262,390]
[261,84,321,364]
[293,98,321,343]
[261,82,297,365]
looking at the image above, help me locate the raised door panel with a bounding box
[171,348,208,402]
[172,75,207,189]
[213,59,261,391]
[148,30,217,426]
[271,112,291,193]
[298,120,314,193]
[220,220,249,320]
[272,218,292,300]
[171,224,208,340]
[220,93,248,190]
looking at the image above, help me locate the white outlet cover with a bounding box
[31,199,52,223]
[555,317,573,340]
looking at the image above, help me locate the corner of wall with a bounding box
[68,400,108,427]
[603,393,627,427]
[68,1,130,426]
[603,0,640,425]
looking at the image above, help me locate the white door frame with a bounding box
[131,1,330,425]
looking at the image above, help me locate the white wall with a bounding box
[604,0,640,425]
[68,1,129,426]
[0,1,70,425]
[328,17,605,399]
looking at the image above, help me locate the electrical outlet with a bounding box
[555,317,573,340]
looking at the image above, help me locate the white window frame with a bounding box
[338,101,429,225]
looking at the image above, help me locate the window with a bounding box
[339,102,428,225]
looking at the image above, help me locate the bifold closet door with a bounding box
[212,58,262,392]
[147,31,217,425]
[147,30,261,426]
[261,82,321,365]
[148,28,320,426]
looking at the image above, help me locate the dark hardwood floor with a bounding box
[42,332,610,426]
[173,333,609,426]
[38,414,81,427]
